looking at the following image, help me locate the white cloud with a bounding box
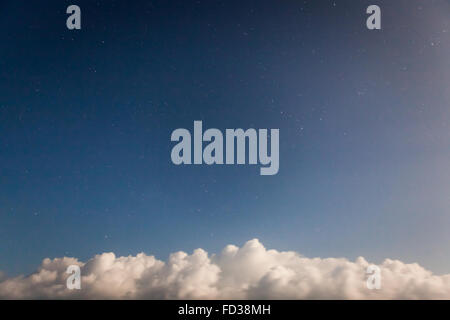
[1,239,450,299]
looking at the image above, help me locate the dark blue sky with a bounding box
[1,0,449,276]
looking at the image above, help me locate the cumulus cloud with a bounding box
[1,239,450,299]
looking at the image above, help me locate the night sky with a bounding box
[1,0,449,276]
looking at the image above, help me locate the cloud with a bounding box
[1,239,450,299]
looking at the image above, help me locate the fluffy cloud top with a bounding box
[1,239,450,299]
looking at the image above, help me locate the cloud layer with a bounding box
[1,239,450,299]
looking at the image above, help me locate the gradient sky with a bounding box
[1,0,449,276]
